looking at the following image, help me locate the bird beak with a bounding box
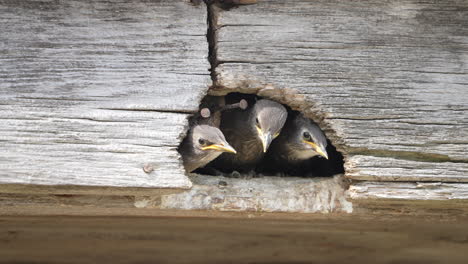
[304,141,329,159]
[260,132,273,153]
[201,143,237,154]
[316,147,329,160]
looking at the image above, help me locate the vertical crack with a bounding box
[205,1,219,85]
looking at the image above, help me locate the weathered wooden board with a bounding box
[349,181,468,200]
[161,174,352,213]
[0,0,211,188]
[213,0,468,182]
[2,215,468,264]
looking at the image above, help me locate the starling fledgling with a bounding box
[179,124,236,172]
[262,113,328,175]
[213,99,287,172]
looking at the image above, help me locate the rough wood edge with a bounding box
[0,183,186,196]
[160,174,352,213]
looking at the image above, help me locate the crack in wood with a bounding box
[97,107,194,115]
[17,97,101,102]
[328,117,409,121]
[218,60,289,64]
[65,117,132,123]
[206,1,219,85]
[219,24,278,28]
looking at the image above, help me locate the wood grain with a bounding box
[0,0,211,188]
[213,0,468,182]
[1,215,468,264]
[349,181,468,200]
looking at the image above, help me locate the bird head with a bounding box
[252,99,288,153]
[293,115,328,159]
[192,125,237,154]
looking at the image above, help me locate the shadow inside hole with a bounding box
[255,139,345,177]
[191,92,345,177]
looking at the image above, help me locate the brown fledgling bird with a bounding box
[263,113,328,175]
[179,97,249,173]
[179,124,236,172]
[213,99,288,172]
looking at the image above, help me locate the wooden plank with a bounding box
[0,0,211,188]
[346,155,468,182]
[1,215,468,264]
[212,0,468,182]
[160,174,352,213]
[349,181,468,200]
[0,183,183,196]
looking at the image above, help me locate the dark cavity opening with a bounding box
[179,92,345,178]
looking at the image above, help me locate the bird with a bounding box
[179,124,236,173]
[261,113,328,175]
[211,99,288,172]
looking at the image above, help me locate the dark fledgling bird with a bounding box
[262,113,328,175]
[212,99,288,172]
[179,124,236,172]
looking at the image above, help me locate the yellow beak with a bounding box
[201,143,237,154]
[257,126,273,153]
[304,141,329,159]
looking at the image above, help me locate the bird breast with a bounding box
[282,146,318,163]
[198,151,223,167]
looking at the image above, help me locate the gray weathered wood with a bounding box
[0,0,211,188]
[161,174,352,213]
[349,181,468,200]
[213,0,468,182]
[346,155,468,182]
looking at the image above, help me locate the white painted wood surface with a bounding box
[213,0,468,182]
[0,0,211,188]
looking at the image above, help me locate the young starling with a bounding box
[213,99,287,172]
[262,113,328,175]
[179,124,236,172]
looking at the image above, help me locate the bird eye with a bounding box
[255,118,260,127]
[303,132,312,141]
[198,138,206,146]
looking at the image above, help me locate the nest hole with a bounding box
[181,92,345,178]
